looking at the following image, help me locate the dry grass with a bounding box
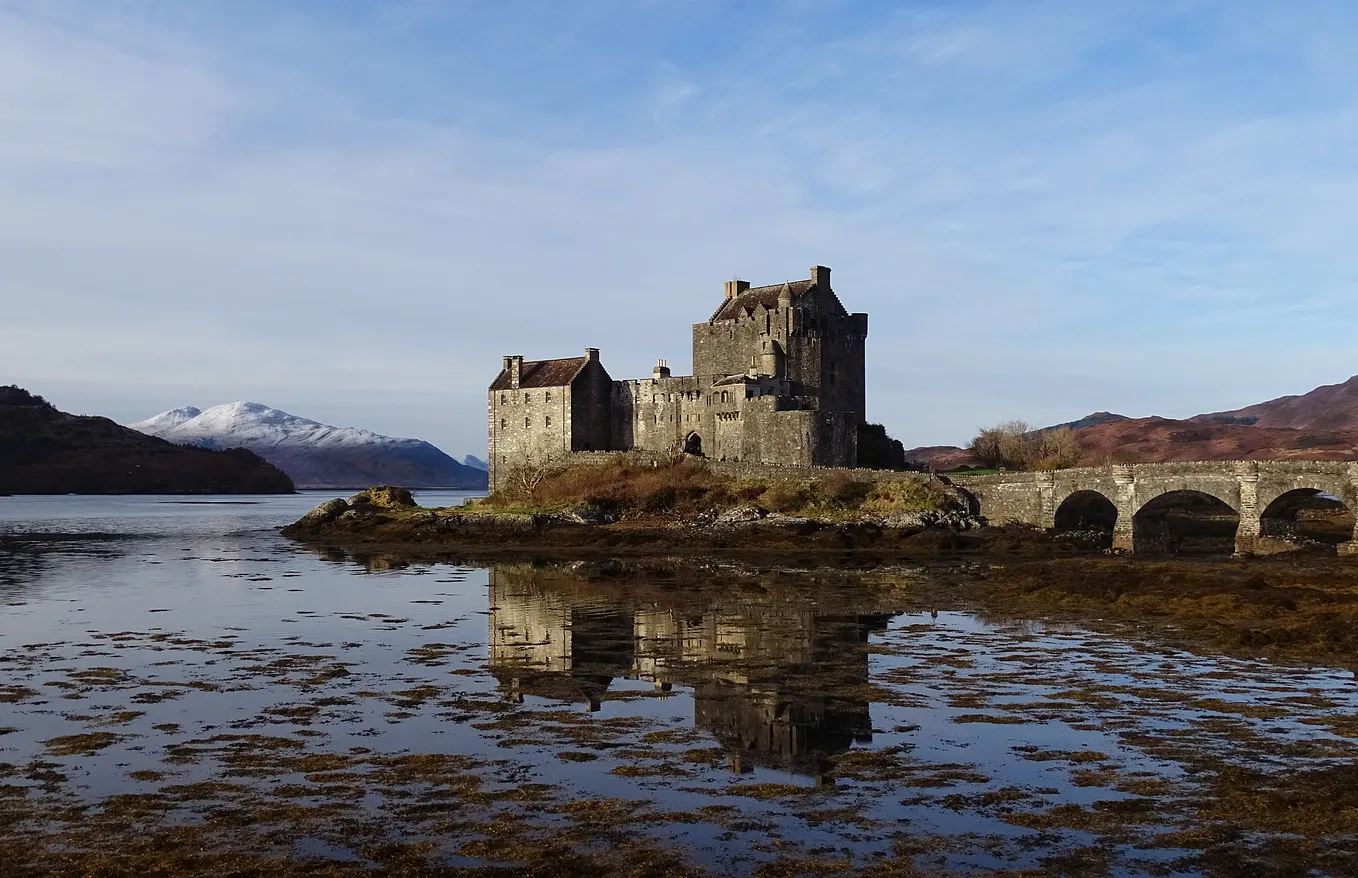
[482,457,947,520]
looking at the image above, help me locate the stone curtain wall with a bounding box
[951,461,1358,555]
[612,376,709,456]
[605,380,856,469]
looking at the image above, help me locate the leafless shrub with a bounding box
[969,421,1082,471]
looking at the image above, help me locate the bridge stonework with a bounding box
[949,461,1358,556]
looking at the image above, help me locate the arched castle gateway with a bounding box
[488,266,868,491]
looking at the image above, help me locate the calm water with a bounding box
[2,495,1357,875]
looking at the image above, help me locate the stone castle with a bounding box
[488,265,867,490]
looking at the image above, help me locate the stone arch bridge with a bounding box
[948,461,1358,556]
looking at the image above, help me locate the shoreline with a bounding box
[280,492,1358,668]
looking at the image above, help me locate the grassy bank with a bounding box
[478,456,952,521]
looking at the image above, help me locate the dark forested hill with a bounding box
[0,386,294,494]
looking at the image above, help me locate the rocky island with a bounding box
[0,386,294,494]
[280,456,1047,560]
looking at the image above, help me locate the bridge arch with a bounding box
[1258,488,1356,550]
[1133,489,1240,555]
[955,486,982,517]
[1053,490,1118,531]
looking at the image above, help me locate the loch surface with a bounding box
[2,495,1356,875]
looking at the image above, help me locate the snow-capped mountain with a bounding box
[130,402,487,490]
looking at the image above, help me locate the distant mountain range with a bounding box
[131,402,487,490]
[906,376,1358,469]
[1,386,294,494]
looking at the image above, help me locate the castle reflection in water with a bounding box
[487,567,902,777]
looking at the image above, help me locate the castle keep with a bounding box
[488,265,868,490]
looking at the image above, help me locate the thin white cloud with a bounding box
[4,0,1358,456]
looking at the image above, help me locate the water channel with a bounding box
[1,495,1355,875]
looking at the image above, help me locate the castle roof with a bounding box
[710,280,815,322]
[489,356,589,391]
[712,374,759,386]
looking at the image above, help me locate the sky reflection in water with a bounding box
[1,495,1356,875]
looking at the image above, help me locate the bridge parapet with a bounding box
[948,460,1358,556]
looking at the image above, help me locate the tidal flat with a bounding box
[2,495,1358,876]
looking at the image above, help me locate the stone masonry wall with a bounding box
[950,461,1358,555]
[488,383,574,491]
[570,360,613,454]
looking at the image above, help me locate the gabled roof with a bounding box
[489,356,589,391]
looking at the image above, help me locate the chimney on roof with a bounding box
[724,279,751,299]
[653,359,671,380]
[585,347,599,363]
[507,355,524,389]
[810,265,830,291]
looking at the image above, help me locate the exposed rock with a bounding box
[296,498,349,526]
[715,505,768,525]
[348,486,416,510]
[869,510,983,534]
[560,503,618,525]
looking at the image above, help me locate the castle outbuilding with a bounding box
[488,265,868,490]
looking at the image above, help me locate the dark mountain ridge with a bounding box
[0,386,294,494]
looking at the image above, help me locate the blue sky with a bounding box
[4,0,1358,457]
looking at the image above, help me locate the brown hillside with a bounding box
[906,416,1358,470]
[901,445,981,470]
[1193,375,1358,431]
[1071,417,1358,464]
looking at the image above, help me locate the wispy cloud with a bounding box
[3,0,1358,453]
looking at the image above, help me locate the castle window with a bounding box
[524,392,531,403]
[500,419,506,429]
[524,417,530,428]
[545,416,551,427]
[545,391,552,403]
[500,393,506,405]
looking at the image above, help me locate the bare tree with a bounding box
[1031,427,1082,470]
[969,420,1081,471]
